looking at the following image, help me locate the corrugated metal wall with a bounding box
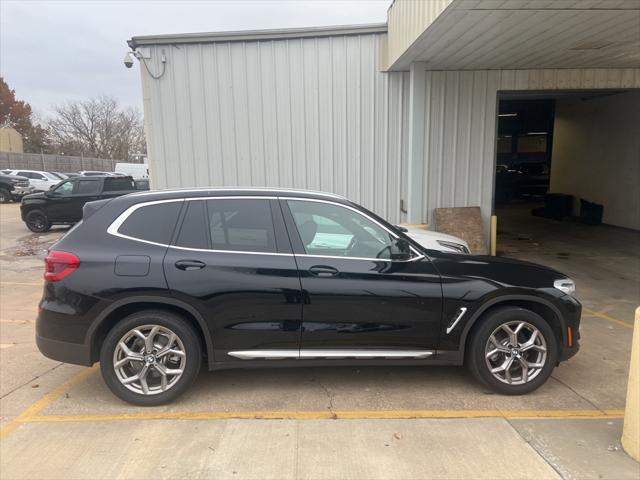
[140,33,409,223]
[420,68,640,229]
[385,0,453,70]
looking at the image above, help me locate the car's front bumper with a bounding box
[557,293,581,361]
[11,185,35,198]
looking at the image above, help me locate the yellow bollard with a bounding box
[622,307,640,461]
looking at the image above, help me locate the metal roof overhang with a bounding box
[128,23,387,49]
[387,0,640,71]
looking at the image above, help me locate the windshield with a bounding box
[43,172,61,181]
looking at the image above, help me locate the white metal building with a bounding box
[128,0,640,247]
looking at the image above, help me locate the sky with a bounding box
[1,0,391,119]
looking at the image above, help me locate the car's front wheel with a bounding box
[0,188,11,203]
[25,209,51,232]
[100,310,202,406]
[467,307,557,395]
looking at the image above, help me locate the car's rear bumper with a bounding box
[36,299,95,366]
[36,334,92,366]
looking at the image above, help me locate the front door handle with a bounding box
[309,265,339,277]
[175,260,206,271]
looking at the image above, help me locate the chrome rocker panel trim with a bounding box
[228,349,435,360]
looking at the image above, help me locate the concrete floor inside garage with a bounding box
[1,203,639,479]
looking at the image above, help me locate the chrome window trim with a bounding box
[107,195,424,263]
[107,198,185,247]
[169,245,294,256]
[228,349,434,360]
[107,196,280,252]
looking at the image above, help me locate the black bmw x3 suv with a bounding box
[36,188,581,405]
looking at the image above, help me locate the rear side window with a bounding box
[104,177,135,192]
[118,201,182,245]
[175,200,209,249]
[207,199,275,253]
[75,180,101,195]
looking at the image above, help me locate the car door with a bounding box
[69,179,102,221]
[44,180,75,221]
[163,196,303,363]
[281,198,443,358]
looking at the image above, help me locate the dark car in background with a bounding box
[20,175,137,232]
[495,162,550,203]
[35,188,581,405]
[0,173,34,203]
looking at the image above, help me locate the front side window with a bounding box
[53,180,74,195]
[207,199,276,253]
[118,201,182,245]
[287,200,398,260]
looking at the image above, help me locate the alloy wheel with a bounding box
[484,321,547,385]
[28,214,46,231]
[113,324,186,395]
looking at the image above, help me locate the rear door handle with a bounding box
[175,260,206,271]
[309,265,339,277]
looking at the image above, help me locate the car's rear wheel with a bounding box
[25,209,51,232]
[100,310,202,406]
[467,307,557,395]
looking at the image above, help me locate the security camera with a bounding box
[123,51,136,69]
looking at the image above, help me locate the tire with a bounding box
[467,307,557,395]
[25,209,51,233]
[100,309,202,406]
[0,188,11,203]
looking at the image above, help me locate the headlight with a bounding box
[554,278,576,296]
[437,240,470,254]
[10,178,21,184]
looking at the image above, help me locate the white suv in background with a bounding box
[2,170,61,192]
[401,226,471,254]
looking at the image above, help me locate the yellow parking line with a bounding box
[583,308,634,329]
[21,408,624,424]
[0,365,98,440]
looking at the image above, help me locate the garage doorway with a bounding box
[493,89,640,246]
[491,89,640,320]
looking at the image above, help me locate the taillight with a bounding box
[44,251,80,282]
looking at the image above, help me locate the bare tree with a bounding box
[46,96,146,160]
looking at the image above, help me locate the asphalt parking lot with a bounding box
[1,202,639,479]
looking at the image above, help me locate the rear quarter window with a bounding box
[104,177,136,192]
[118,201,182,245]
[75,180,101,195]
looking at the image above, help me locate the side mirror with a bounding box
[390,238,412,260]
